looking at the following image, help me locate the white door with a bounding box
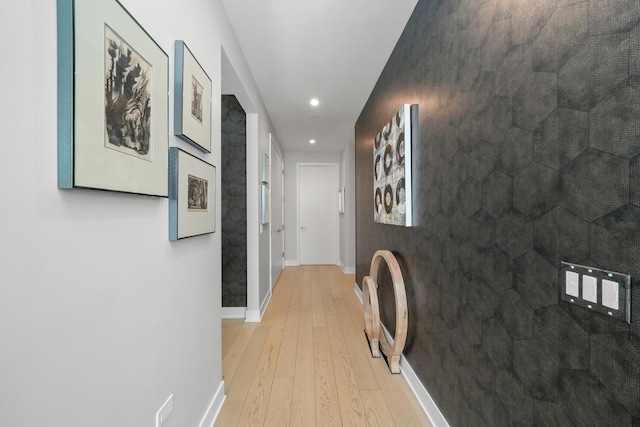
[298,164,339,265]
[270,145,285,287]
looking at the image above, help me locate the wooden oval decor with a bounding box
[363,250,408,374]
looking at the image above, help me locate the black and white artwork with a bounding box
[188,175,208,211]
[104,25,153,161]
[373,104,414,226]
[191,76,203,124]
[174,40,212,153]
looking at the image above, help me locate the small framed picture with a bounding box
[261,152,270,184]
[174,40,212,152]
[169,148,216,240]
[261,183,270,225]
[57,0,169,196]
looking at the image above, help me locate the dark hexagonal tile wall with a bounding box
[481,170,512,218]
[590,204,640,279]
[533,207,590,267]
[496,209,533,259]
[514,339,559,402]
[355,0,640,425]
[559,148,629,222]
[533,107,589,171]
[495,126,534,177]
[534,305,590,369]
[514,251,558,309]
[590,85,640,159]
[514,162,558,219]
[559,370,632,427]
[591,333,640,417]
[534,399,576,427]
[482,245,514,293]
[558,33,629,111]
[512,72,558,131]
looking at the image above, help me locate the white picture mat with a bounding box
[177,150,216,238]
[74,0,168,195]
[180,44,212,152]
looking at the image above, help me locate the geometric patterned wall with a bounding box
[355,0,640,425]
[221,95,247,307]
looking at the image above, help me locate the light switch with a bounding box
[566,271,579,297]
[602,279,619,310]
[582,275,597,303]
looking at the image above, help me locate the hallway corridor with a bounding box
[215,265,431,426]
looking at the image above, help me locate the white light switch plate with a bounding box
[582,275,597,303]
[566,271,579,297]
[602,279,619,310]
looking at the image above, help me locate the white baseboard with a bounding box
[285,260,299,267]
[352,283,450,427]
[221,307,246,319]
[260,289,272,318]
[245,309,261,323]
[198,381,226,427]
[340,262,355,275]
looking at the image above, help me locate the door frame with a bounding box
[296,162,340,265]
[269,134,285,291]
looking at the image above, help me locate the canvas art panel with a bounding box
[57,0,168,196]
[373,104,416,226]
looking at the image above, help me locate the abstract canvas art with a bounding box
[373,104,417,226]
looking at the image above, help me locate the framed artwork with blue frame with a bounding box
[174,41,212,152]
[169,148,216,240]
[57,0,169,196]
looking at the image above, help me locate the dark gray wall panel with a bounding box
[355,0,640,425]
[221,95,247,307]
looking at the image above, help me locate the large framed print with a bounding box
[373,104,418,227]
[57,0,169,196]
[174,41,212,152]
[169,148,216,240]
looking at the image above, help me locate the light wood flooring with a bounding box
[215,265,432,427]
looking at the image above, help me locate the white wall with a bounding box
[0,0,275,425]
[339,141,357,274]
[283,152,341,265]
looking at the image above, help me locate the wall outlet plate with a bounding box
[560,262,632,324]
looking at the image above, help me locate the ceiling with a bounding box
[220,0,418,153]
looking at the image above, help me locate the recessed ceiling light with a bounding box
[310,98,319,106]
[309,139,316,144]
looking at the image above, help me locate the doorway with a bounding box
[270,136,285,288]
[297,163,339,265]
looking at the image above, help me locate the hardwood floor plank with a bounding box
[213,397,244,427]
[312,268,327,328]
[274,274,302,378]
[264,377,294,427]
[313,327,342,426]
[290,307,316,426]
[332,352,368,427]
[222,318,244,359]
[236,344,279,427]
[335,297,380,390]
[361,389,396,427]
[222,322,259,387]
[225,321,270,399]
